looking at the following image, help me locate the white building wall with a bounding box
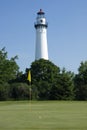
[35,27,48,60]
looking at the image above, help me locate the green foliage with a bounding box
[50,68,75,100]
[74,61,87,100]
[0,47,21,100]
[31,59,60,83]
[0,47,19,84]
[31,59,75,100]
[31,59,60,100]
[60,69,75,100]
[10,83,30,100]
[1,48,87,101]
[0,83,10,101]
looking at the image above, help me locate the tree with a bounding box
[0,47,19,84]
[0,83,10,101]
[10,83,30,100]
[74,61,87,100]
[0,47,20,100]
[30,60,75,100]
[60,68,75,100]
[31,59,60,83]
[50,68,75,100]
[31,59,60,100]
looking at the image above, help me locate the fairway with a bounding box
[0,101,87,130]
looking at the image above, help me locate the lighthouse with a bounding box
[34,9,48,60]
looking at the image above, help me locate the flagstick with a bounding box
[29,81,32,111]
[27,70,32,109]
[29,83,32,101]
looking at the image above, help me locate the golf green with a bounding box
[0,101,87,130]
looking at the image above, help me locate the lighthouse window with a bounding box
[40,19,43,23]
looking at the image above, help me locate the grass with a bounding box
[0,101,87,130]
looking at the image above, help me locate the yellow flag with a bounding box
[27,70,31,83]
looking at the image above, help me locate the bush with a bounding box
[10,83,30,100]
[0,83,10,101]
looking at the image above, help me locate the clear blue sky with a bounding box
[0,0,87,73]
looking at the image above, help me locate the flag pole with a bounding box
[27,70,32,101]
[29,82,32,101]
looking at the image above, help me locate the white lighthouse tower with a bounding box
[34,9,48,60]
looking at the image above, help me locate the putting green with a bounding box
[0,101,87,130]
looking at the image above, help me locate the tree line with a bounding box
[0,48,87,101]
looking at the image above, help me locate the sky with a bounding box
[0,0,87,74]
